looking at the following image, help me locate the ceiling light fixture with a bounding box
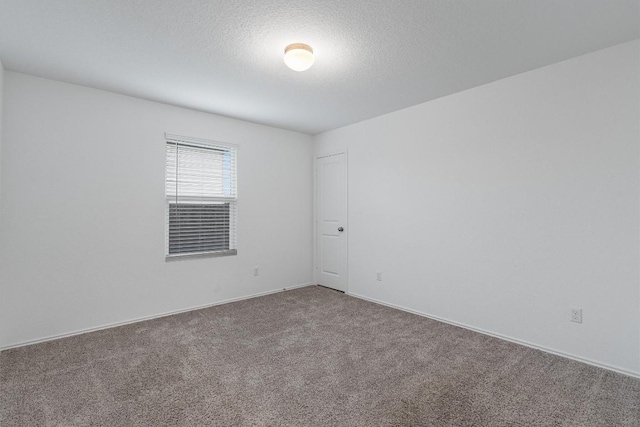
[284,43,314,71]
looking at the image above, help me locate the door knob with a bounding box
[338,227,344,232]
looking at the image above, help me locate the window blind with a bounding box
[165,134,237,258]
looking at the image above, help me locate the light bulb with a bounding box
[284,43,314,72]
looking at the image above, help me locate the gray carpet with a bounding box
[1,286,639,426]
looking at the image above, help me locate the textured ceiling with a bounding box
[0,1,638,134]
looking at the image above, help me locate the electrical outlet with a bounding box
[570,308,582,323]
[376,272,382,281]
[253,266,259,277]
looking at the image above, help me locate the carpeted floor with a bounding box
[1,286,639,426]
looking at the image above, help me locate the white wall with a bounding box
[314,40,640,375]
[0,58,4,220]
[0,72,313,348]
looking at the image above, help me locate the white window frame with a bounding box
[165,133,238,260]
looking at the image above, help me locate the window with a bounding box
[165,134,237,258]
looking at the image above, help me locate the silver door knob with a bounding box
[338,227,344,232]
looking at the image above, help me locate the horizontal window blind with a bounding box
[165,135,237,257]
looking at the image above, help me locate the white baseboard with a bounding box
[0,283,314,352]
[348,292,640,379]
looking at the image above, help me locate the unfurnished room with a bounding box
[0,1,639,426]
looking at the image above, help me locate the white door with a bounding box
[316,153,348,292]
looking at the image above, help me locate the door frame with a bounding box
[313,150,349,292]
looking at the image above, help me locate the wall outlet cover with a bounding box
[570,308,582,323]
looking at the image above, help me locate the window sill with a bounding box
[165,249,237,261]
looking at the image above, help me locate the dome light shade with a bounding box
[284,43,314,71]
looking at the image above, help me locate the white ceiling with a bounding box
[0,1,638,135]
